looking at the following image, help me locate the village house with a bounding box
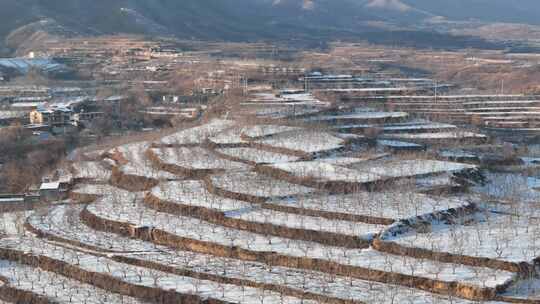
[28,96,107,127]
[30,106,72,126]
[39,181,63,201]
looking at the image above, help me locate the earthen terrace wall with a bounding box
[0,276,52,304]
[110,167,159,192]
[203,178,393,225]
[144,193,370,248]
[145,148,222,179]
[254,165,378,194]
[0,247,229,304]
[373,204,534,275]
[80,207,502,301]
[23,206,363,304]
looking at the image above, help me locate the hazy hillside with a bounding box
[403,0,540,25]
[0,0,377,38]
[1,0,538,53]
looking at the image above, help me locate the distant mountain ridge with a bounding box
[1,0,539,54]
[402,0,540,25]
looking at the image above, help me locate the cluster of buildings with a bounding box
[0,91,130,137]
[27,96,126,129]
[29,97,120,129]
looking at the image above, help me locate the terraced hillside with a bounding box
[2,98,540,303]
[385,94,540,140]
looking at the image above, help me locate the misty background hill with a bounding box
[1,0,539,54]
[402,0,540,25]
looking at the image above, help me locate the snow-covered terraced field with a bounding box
[266,161,383,184]
[5,116,538,303]
[383,132,487,141]
[122,252,499,304]
[208,126,249,145]
[307,111,409,123]
[87,194,373,258]
[225,208,385,239]
[215,147,300,164]
[205,124,306,146]
[0,260,151,304]
[241,125,302,139]
[148,181,383,245]
[83,190,514,292]
[267,192,470,223]
[383,211,540,264]
[350,160,477,179]
[388,95,540,133]
[160,119,235,145]
[0,238,316,304]
[254,130,345,155]
[317,155,388,166]
[149,146,249,172]
[17,209,495,304]
[108,142,177,180]
[262,159,476,189]
[334,122,458,133]
[209,170,317,200]
[27,205,161,253]
[242,105,326,119]
[150,180,253,212]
